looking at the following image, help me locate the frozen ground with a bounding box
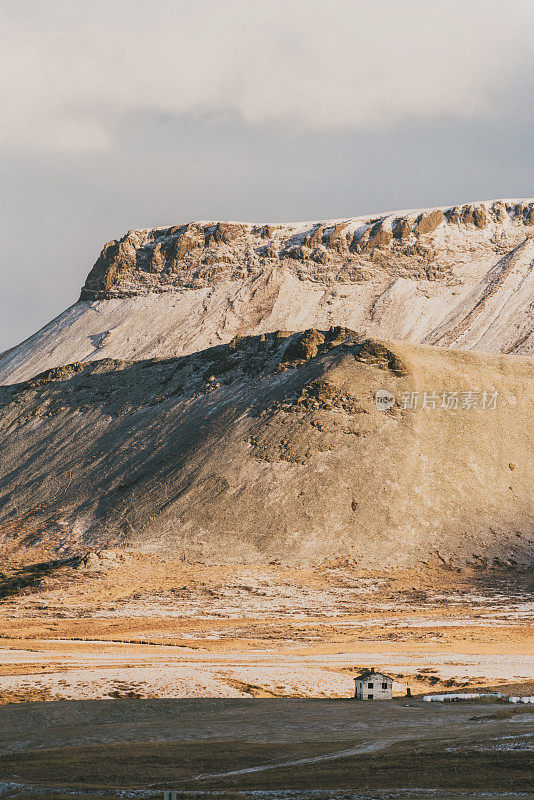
[0,644,532,701]
[0,561,532,702]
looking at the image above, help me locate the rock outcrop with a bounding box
[79,200,534,300]
[0,199,533,385]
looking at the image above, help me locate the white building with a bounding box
[354,668,393,700]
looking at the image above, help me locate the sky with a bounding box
[1,0,533,352]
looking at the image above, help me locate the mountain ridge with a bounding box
[80,198,534,299]
[0,198,533,386]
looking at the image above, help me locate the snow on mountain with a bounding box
[1,198,533,385]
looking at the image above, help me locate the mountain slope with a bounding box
[1,199,533,385]
[0,330,532,568]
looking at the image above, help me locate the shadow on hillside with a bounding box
[0,555,81,600]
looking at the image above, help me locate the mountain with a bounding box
[0,199,532,569]
[0,330,532,568]
[1,199,533,386]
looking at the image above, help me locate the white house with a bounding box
[354,667,393,700]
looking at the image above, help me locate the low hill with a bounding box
[1,330,531,568]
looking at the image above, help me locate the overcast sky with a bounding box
[1,0,533,352]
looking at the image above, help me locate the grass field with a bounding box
[0,698,532,799]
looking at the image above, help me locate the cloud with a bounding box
[1,0,533,153]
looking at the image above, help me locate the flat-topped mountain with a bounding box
[1,199,533,385]
[0,330,532,567]
[81,199,534,301]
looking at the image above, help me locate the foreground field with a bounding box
[0,697,532,799]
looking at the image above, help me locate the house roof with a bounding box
[354,669,392,681]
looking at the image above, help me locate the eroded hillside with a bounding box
[0,329,532,568]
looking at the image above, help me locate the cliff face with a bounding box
[0,331,532,568]
[80,200,534,300]
[0,199,533,385]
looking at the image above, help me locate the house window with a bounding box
[367,682,374,688]
[368,693,373,699]
[382,682,388,689]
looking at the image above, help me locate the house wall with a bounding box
[354,674,392,699]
